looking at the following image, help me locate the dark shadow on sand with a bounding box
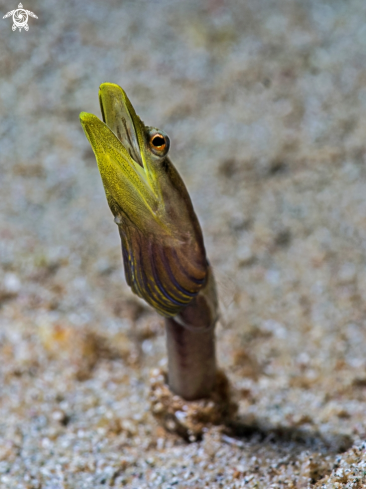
[224,415,353,454]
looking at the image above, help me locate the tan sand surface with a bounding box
[1,1,366,487]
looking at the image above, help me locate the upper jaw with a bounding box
[98,83,145,170]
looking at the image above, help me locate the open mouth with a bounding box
[80,83,172,223]
[79,85,159,224]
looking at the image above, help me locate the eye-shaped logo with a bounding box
[3,3,38,32]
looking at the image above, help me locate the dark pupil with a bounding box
[152,136,165,147]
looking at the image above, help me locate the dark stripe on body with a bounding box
[148,241,188,307]
[159,246,197,298]
[170,247,206,285]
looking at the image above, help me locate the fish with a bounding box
[80,83,210,318]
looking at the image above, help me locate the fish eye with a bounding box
[150,134,166,150]
[149,132,170,157]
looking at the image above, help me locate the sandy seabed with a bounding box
[1,1,366,487]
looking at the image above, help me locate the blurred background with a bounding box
[1,0,366,487]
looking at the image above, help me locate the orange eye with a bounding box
[150,134,166,151]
